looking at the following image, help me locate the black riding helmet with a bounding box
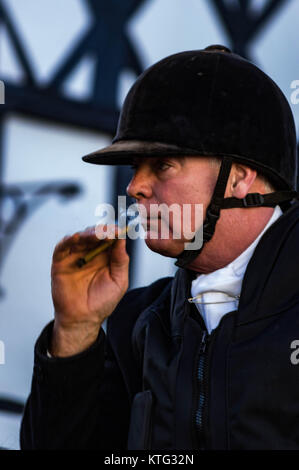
[82,45,298,268]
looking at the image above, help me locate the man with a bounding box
[20,45,299,450]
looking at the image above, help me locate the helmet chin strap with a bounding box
[175,157,233,268]
[175,157,298,269]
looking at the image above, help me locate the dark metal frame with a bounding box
[210,0,291,58]
[0,0,145,416]
[0,0,145,283]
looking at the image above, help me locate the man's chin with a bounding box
[144,237,184,258]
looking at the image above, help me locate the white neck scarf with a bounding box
[190,205,282,334]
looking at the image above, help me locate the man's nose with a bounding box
[126,167,153,200]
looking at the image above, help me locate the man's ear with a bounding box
[229,164,257,198]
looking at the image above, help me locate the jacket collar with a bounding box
[168,267,197,336]
[166,202,299,331]
[236,201,299,325]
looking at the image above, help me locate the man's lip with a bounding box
[147,214,162,220]
[139,216,161,222]
[138,217,161,228]
[145,216,161,222]
[145,218,166,231]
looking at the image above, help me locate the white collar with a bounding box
[190,205,283,333]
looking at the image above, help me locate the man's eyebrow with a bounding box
[130,155,185,166]
[177,156,186,165]
[166,155,186,165]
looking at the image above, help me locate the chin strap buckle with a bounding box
[242,193,265,207]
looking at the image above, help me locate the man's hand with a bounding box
[50,225,129,357]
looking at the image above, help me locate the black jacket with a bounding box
[21,202,299,450]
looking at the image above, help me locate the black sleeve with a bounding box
[20,321,131,450]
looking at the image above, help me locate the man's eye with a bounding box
[157,161,171,171]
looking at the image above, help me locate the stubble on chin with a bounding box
[144,236,185,258]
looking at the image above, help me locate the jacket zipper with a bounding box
[194,330,210,449]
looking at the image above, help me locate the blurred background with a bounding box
[0,0,298,449]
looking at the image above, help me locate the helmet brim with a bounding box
[82,139,201,165]
[82,139,293,191]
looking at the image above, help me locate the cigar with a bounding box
[77,225,129,268]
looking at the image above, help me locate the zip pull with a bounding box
[199,331,209,354]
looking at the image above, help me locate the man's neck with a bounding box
[187,206,278,274]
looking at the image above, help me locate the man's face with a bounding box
[126,156,219,257]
